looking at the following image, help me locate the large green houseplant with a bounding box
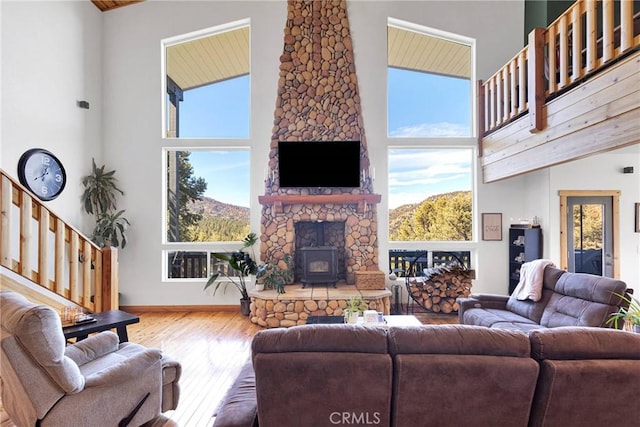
[204,233,258,315]
[81,159,130,248]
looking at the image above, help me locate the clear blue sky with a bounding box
[179,76,251,207]
[178,70,471,209]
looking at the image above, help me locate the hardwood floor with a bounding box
[1,308,457,427]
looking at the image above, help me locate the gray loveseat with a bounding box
[458,266,630,331]
[214,323,640,427]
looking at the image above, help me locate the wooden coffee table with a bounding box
[62,309,140,343]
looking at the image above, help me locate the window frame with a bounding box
[387,17,477,139]
[160,19,253,283]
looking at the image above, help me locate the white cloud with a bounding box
[388,148,472,209]
[389,122,470,137]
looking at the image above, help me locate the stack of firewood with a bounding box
[406,265,474,313]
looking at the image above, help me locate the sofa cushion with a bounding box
[251,325,392,427]
[528,327,640,427]
[0,291,84,394]
[388,325,539,427]
[540,272,627,327]
[461,307,538,330]
[529,326,640,360]
[251,323,388,355]
[505,267,566,323]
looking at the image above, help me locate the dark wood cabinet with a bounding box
[508,226,543,294]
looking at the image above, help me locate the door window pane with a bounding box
[572,203,604,275]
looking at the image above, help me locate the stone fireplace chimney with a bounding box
[259,0,381,284]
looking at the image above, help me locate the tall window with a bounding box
[162,21,251,280]
[165,23,250,138]
[387,21,472,137]
[387,19,475,244]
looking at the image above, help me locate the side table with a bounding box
[62,309,140,343]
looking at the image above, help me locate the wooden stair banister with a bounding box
[0,169,118,312]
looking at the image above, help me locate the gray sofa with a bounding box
[458,266,630,331]
[214,323,640,427]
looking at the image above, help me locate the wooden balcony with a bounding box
[478,0,640,182]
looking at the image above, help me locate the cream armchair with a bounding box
[0,291,181,426]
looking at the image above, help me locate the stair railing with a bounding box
[0,169,118,312]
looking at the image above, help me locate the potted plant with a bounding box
[344,295,367,324]
[256,254,293,294]
[204,233,258,315]
[92,210,130,248]
[606,292,640,333]
[81,159,130,248]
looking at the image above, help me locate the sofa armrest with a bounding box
[161,355,182,412]
[458,294,510,321]
[84,348,163,388]
[65,331,120,366]
[458,294,509,309]
[213,359,257,427]
[468,293,510,304]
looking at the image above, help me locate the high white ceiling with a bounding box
[388,26,471,79]
[164,20,471,93]
[166,27,250,92]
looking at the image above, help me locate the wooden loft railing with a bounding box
[479,0,640,140]
[0,169,118,312]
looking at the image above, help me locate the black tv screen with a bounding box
[278,141,361,188]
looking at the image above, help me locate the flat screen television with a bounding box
[278,140,361,188]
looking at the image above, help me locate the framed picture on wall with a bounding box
[482,213,502,241]
[635,203,640,233]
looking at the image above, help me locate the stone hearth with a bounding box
[249,282,391,328]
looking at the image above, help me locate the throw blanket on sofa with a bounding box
[512,259,555,301]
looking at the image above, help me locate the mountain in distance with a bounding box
[389,191,470,235]
[188,196,249,221]
[188,191,466,230]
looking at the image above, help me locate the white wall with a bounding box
[99,0,526,306]
[101,1,286,305]
[3,0,636,306]
[350,0,527,296]
[547,146,640,295]
[0,0,103,230]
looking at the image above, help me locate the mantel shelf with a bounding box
[258,194,381,214]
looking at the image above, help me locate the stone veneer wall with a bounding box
[251,293,391,328]
[260,0,380,284]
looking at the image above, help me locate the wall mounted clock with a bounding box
[17,148,67,201]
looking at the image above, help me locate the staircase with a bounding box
[0,169,118,312]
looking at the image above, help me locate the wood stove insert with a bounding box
[299,246,338,288]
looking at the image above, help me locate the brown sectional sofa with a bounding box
[458,266,630,331]
[213,324,640,427]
